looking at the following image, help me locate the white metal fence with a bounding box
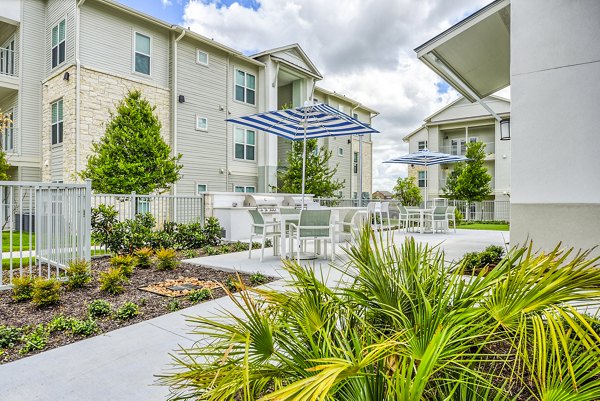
[314,197,510,222]
[91,192,204,228]
[0,181,91,290]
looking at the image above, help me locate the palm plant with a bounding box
[160,227,600,400]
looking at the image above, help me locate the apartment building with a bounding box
[403,95,510,201]
[0,0,376,199]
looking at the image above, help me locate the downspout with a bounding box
[225,55,230,190]
[75,0,87,178]
[171,27,186,196]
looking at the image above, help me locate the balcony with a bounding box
[438,141,495,157]
[0,48,19,95]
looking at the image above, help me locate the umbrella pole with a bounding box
[425,165,428,207]
[301,122,307,210]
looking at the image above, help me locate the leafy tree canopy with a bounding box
[79,90,182,194]
[443,141,492,202]
[393,176,423,206]
[277,139,344,198]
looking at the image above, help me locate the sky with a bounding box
[118,0,509,192]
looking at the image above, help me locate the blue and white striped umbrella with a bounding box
[227,103,380,206]
[384,149,468,205]
[226,102,379,140]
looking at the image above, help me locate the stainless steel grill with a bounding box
[244,195,280,214]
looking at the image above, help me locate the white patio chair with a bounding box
[248,209,280,262]
[423,206,449,234]
[289,209,335,262]
[367,202,391,231]
[446,206,457,233]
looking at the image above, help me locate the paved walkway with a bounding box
[0,229,508,401]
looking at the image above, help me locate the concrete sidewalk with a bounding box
[0,229,508,401]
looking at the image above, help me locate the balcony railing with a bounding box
[0,48,18,77]
[438,141,495,156]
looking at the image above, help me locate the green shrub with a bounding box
[87,299,112,318]
[462,251,481,272]
[203,217,222,246]
[0,325,22,348]
[182,249,198,259]
[115,302,139,320]
[91,204,119,250]
[155,248,179,270]
[99,268,128,295]
[110,254,136,278]
[225,277,240,292]
[31,278,61,307]
[250,272,267,286]
[454,209,464,225]
[134,247,153,268]
[69,318,98,336]
[188,288,211,304]
[11,275,35,302]
[65,259,92,289]
[167,299,181,312]
[20,325,47,354]
[204,246,222,256]
[481,245,505,264]
[94,211,156,255]
[46,315,71,333]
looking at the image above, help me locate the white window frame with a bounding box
[418,140,428,150]
[234,68,256,105]
[195,116,208,131]
[234,185,255,193]
[3,109,13,152]
[418,171,427,188]
[133,31,151,76]
[196,49,209,66]
[51,18,66,69]
[51,99,63,146]
[234,127,256,161]
[353,151,359,174]
[196,183,208,194]
[338,147,344,157]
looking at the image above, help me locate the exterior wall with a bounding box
[175,37,228,195]
[16,0,44,175]
[510,0,600,255]
[42,66,171,182]
[79,1,171,89]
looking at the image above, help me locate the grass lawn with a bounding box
[2,232,35,252]
[457,223,509,231]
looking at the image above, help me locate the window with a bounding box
[418,171,427,188]
[3,110,13,151]
[418,140,428,150]
[234,127,255,160]
[353,152,359,174]
[197,184,208,194]
[353,112,358,120]
[137,198,150,214]
[234,185,255,193]
[338,147,343,157]
[51,99,63,145]
[51,19,66,69]
[196,49,209,66]
[234,69,255,105]
[195,116,208,131]
[338,104,344,114]
[134,32,151,75]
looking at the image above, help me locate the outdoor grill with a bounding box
[282,195,319,209]
[244,195,280,214]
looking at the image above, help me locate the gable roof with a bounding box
[403,95,510,141]
[251,43,323,79]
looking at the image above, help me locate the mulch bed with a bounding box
[0,252,274,364]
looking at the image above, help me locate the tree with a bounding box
[443,141,492,218]
[277,139,344,198]
[0,111,11,180]
[79,90,182,194]
[392,176,423,206]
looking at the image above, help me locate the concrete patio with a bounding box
[0,229,508,401]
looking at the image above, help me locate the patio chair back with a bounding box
[432,206,448,220]
[446,206,456,215]
[249,209,265,234]
[342,210,358,233]
[299,210,331,237]
[398,204,409,217]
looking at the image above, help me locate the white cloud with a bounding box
[161,0,173,7]
[183,0,491,192]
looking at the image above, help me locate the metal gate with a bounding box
[0,181,91,290]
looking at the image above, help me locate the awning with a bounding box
[415,0,511,102]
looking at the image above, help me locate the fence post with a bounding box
[84,179,92,263]
[130,191,136,219]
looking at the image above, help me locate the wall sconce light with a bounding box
[63,72,70,81]
[178,95,185,103]
[347,139,351,144]
[500,119,510,141]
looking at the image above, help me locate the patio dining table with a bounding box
[406,208,433,234]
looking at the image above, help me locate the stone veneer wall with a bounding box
[42,65,171,183]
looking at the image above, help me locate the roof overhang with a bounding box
[415,0,511,102]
